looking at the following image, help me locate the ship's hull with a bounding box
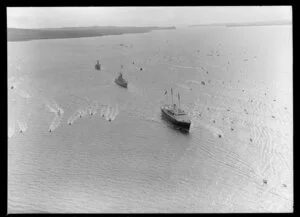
[95,64,101,70]
[161,108,191,130]
[115,79,128,88]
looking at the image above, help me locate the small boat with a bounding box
[95,60,101,70]
[161,89,191,130]
[115,72,128,88]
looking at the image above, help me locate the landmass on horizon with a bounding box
[7,26,176,42]
[189,20,292,27]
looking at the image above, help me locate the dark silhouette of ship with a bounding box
[161,88,191,130]
[115,72,128,88]
[95,60,101,70]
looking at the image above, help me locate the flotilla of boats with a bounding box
[9,59,191,138]
[8,58,192,138]
[95,60,191,131]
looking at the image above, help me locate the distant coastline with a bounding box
[189,21,292,28]
[7,26,176,42]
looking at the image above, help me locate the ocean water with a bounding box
[8,26,293,213]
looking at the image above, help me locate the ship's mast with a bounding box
[164,90,168,104]
[178,93,180,109]
[120,65,123,77]
[167,93,168,104]
[171,88,174,107]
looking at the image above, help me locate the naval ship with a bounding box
[115,72,128,88]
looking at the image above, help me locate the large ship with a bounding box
[115,72,128,88]
[161,89,191,130]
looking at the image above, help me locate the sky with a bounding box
[7,6,292,29]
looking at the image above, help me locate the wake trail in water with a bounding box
[100,106,106,117]
[8,123,16,138]
[67,101,121,125]
[79,107,88,118]
[17,120,28,133]
[14,89,31,99]
[189,110,224,138]
[48,114,63,132]
[44,100,65,132]
[8,76,21,90]
[104,106,111,121]
[160,60,205,70]
[175,83,192,91]
[88,100,99,116]
[46,103,58,114]
[108,107,115,121]
[101,104,120,122]
[45,100,64,116]
[67,111,81,125]
[112,104,119,121]
[186,80,202,85]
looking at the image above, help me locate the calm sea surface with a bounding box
[8,26,293,213]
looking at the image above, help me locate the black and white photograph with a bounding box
[7,6,293,213]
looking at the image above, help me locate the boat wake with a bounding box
[87,100,99,116]
[8,76,21,90]
[8,116,30,137]
[104,106,111,121]
[45,100,64,116]
[189,110,224,138]
[44,100,65,132]
[8,123,16,138]
[8,76,31,100]
[185,80,202,85]
[67,106,89,125]
[67,110,81,125]
[175,83,192,91]
[17,120,28,133]
[14,89,31,99]
[67,102,120,125]
[144,116,161,125]
[161,61,204,70]
[102,104,119,122]
[48,114,63,132]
